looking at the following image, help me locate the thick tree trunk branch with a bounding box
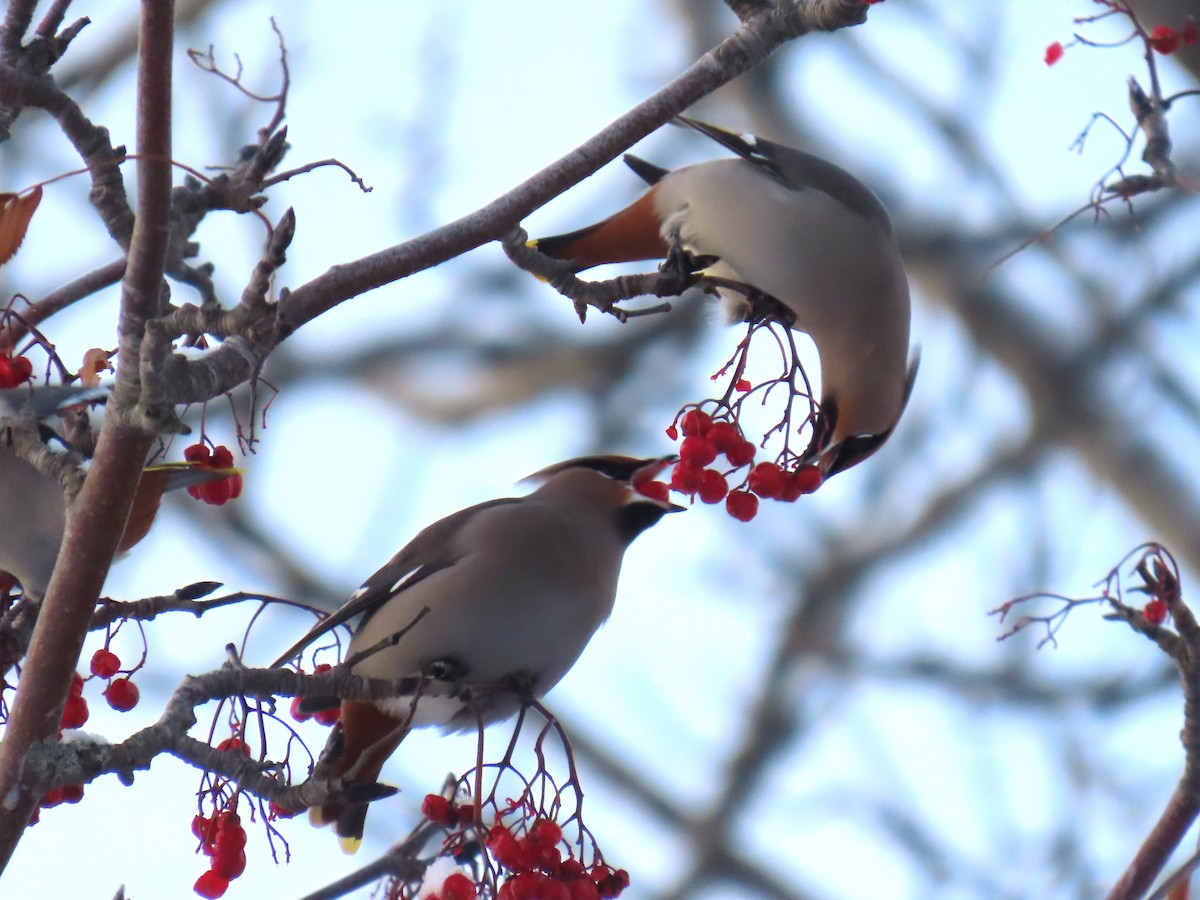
[0,0,176,872]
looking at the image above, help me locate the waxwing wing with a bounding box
[272,454,681,852]
[0,385,238,596]
[533,116,918,477]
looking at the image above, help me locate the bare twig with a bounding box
[298,819,441,900]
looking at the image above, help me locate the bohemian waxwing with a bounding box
[533,116,918,477]
[271,454,681,852]
[0,385,238,596]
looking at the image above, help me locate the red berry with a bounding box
[442,873,478,900]
[216,737,251,756]
[313,706,341,726]
[40,787,66,808]
[487,825,521,870]
[211,445,235,468]
[289,697,312,722]
[313,662,334,674]
[529,818,563,847]
[532,842,563,875]
[60,784,84,804]
[778,465,822,502]
[60,693,89,729]
[734,378,752,392]
[200,478,234,506]
[679,409,712,437]
[747,462,784,500]
[268,801,299,820]
[636,480,670,504]
[69,672,85,698]
[1184,17,1198,44]
[724,439,756,467]
[597,868,630,898]
[212,848,246,880]
[422,794,459,827]
[679,436,717,468]
[664,424,679,441]
[1150,25,1180,54]
[103,677,140,711]
[192,814,212,841]
[725,490,759,522]
[697,469,729,504]
[227,473,244,500]
[1044,40,1064,66]
[214,814,247,855]
[792,464,823,495]
[669,462,704,495]
[194,870,229,899]
[184,442,211,463]
[707,421,741,454]
[0,356,32,388]
[1144,598,1169,626]
[89,648,121,678]
[508,872,567,900]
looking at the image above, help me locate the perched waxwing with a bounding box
[533,116,918,477]
[272,454,681,852]
[0,385,238,595]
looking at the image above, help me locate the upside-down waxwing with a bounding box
[533,116,918,477]
[271,454,681,852]
[0,385,239,596]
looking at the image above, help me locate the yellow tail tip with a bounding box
[308,806,332,829]
[338,835,362,855]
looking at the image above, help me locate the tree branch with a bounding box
[0,0,176,872]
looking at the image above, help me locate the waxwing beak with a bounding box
[630,455,685,512]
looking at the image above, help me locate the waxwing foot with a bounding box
[738,288,797,328]
[657,243,718,296]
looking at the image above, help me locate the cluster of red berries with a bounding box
[33,782,84,819]
[33,660,136,824]
[1143,598,1169,626]
[0,353,32,388]
[183,443,244,506]
[58,652,139,732]
[656,409,822,522]
[489,819,628,900]
[91,647,140,712]
[192,806,248,898]
[37,673,93,821]
[422,793,465,829]
[289,663,341,726]
[419,798,629,899]
[34,672,87,823]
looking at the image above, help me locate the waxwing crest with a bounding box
[623,153,670,186]
[521,453,672,486]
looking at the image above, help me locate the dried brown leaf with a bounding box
[78,347,116,387]
[0,186,43,267]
